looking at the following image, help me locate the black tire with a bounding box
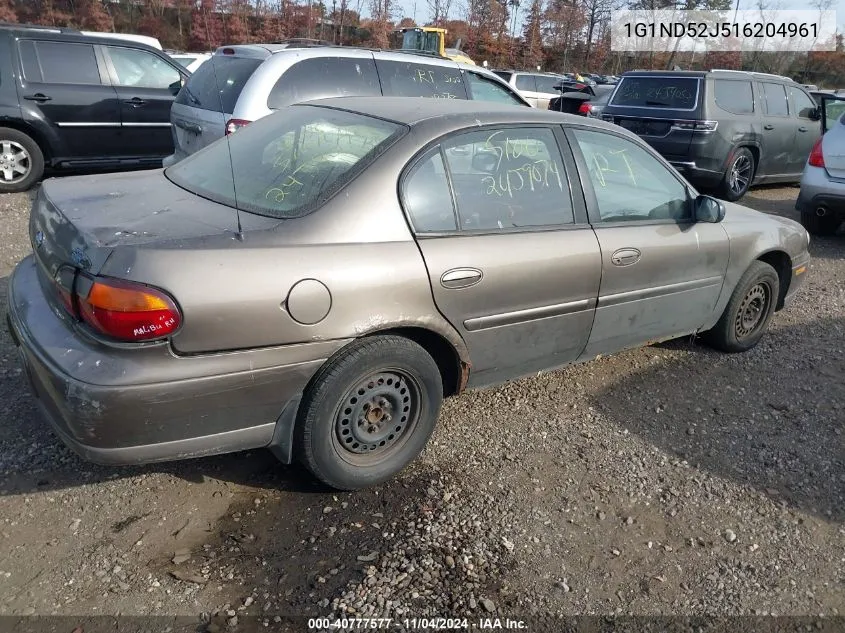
[0,127,44,193]
[801,211,840,237]
[294,335,444,490]
[702,261,779,353]
[718,147,755,202]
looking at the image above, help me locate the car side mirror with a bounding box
[695,195,726,223]
[169,79,183,96]
[808,107,821,121]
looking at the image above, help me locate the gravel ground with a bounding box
[0,183,842,630]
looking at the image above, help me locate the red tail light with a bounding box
[808,138,825,168]
[76,277,181,342]
[225,118,251,135]
[578,102,592,115]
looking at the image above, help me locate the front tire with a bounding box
[0,127,44,193]
[718,147,754,202]
[801,211,840,236]
[294,335,444,490]
[702,261,779,353]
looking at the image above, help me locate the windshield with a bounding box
[611,76,699,109]
[402,30,441,53]
[165,105,405,219]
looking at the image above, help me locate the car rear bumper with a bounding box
[795,166,845,216]
[6,256,346,465]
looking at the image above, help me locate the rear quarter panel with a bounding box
[101,134,470,362]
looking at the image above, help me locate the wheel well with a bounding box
[0,120,52,160]
[373,327,464,397]
[743,145,760,178]
[757,250,791,310]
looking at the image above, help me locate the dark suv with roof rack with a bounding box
[600,70,822,200]
[0,22,188,192]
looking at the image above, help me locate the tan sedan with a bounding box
[7,97,811,489]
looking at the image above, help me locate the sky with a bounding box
[384,0,845,38]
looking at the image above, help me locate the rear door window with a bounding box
[465,72,526,106]
[535,75,560,94]
[611,76,699,109]
[267,57,380,109]
[762,82,788,116]
[376,60,467,99]
[24,41,102,85]
[714,79,754,114]
[515,74,536,92]
[175,55,261,113]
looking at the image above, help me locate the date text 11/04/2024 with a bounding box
[308,617,529,630]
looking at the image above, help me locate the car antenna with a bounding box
[209,52,245,242]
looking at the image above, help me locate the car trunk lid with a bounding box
[821,124,845,180]
[30,170,244,315]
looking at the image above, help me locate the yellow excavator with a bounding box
[392,26,476,65]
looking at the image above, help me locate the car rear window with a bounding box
[174,55,261,113]
[376,60,467,99]
[611,76,699,109]
[165,105,405,219]
[267,57,381,109]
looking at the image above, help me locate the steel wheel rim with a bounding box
[332,369,421,467]
[0,141,31,184]
[728,154,751,195]
[735,282,770,339]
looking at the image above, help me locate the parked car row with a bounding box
[0,23,535,192]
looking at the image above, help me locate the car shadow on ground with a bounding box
[593,316,845,524]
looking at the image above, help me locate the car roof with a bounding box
[299,95,617,130]
[620,69,797,83]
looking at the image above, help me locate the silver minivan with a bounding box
[164,45,530,165]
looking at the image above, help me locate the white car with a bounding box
[169,52,211,73]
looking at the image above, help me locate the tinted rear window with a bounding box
[376,60,467,99]
[175,56,261,113]
[21,40,101,85]
[267,57,380,109]
[165,105,404,219]
[611,76,699,109]
[714,79,754,114]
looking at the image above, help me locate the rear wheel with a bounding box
[801,210,841,236]
[294,335,444,490]
[702,261,779,353]
[0,128,44,193]
[718,147,754,201]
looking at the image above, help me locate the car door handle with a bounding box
[610,248,641,266]
[123,97,146,107]
[798,126,808,132]
[440,268,483,289]
[23,93,51,102]
[763,124,774,130]
[173,119,202,134]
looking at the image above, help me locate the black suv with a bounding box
[600,70,822,200]
[0,23,188,192]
